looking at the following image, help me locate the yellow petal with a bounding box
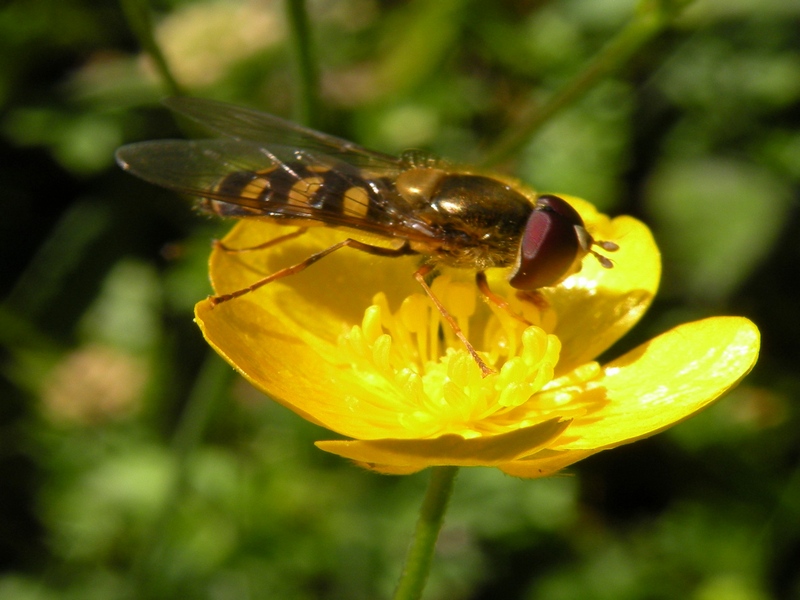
[197,223,438,439]
[196,298,418,439]
[207,222,423,334]
[496,317,759,478]
[498,449,598,478]
[314,417,570,469]
[552,316,760,450]
[549,199,661,373]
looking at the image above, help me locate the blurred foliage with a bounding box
[0,0,798,598]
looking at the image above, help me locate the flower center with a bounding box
[337,275,563,439]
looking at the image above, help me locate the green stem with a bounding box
[481,0,696,167]
[119,0,184,96]
[170,351,233,463]
[133,351,233,593]
[285,0,320,127]
[393,466,459,600]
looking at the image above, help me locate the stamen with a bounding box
[362,305,384,344]
[372,333,392,373]
[398,293,432,368]
[336,277,569,438]
[445,279,476,344]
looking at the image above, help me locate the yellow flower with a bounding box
[194,196,760,477]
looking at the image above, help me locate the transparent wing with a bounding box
[163,97,404,172]
[115,138,435,241]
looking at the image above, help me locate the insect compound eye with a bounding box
[508,195,587,291]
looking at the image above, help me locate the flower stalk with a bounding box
[285,0,320,127]
[118,0,184,96]
[481,0,697,167]
[393,466,459,600]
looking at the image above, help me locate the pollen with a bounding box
[337,277,563,439]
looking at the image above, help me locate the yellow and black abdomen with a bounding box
[201,161,399,230]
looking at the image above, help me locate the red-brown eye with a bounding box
[508,195,588,290]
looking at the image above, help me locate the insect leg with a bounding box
[515,289,549,313]
[209,237,414,305]
[214,227,308,253]
[210,237,494,377]
[475,271,531,326]
[414,265,494,378]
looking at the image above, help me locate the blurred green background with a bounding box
[1,0,798,598]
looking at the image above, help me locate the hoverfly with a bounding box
[116,97,618,376]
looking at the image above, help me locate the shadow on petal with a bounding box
[499,448,599,478]
[554,316,761,451]
[315,417,571,469]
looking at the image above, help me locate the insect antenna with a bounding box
[590,239,619,269]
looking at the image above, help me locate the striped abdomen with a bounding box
[200,161,398,228]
